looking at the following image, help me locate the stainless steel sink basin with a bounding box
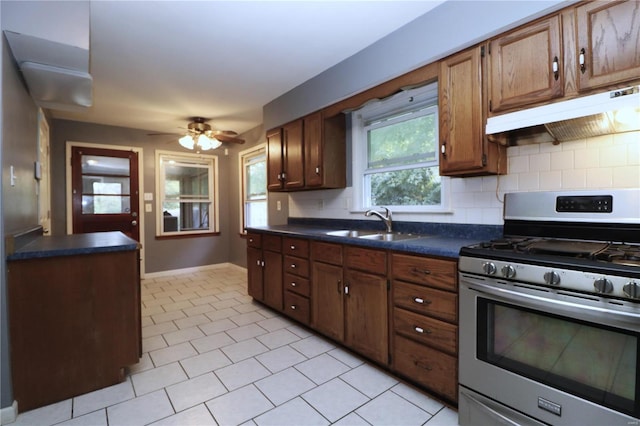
[325,229,378,238]
[359,232,419,242]
[325,230,419,242]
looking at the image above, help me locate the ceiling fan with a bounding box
[152,117,245,151]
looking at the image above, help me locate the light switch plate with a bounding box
[144,192,153,201]
[145,203,152,213]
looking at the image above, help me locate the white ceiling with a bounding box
[49,1,445,137]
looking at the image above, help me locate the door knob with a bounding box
[131,220,138,226]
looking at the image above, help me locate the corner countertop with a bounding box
[7,231,140,261]
[247,219,502,259]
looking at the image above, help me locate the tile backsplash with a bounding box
[288,131,640,225]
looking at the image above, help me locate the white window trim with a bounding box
[238,143,267,234]
[155,150,219,236]
[351,83,450,214]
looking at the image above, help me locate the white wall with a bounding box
[289,131,640,225]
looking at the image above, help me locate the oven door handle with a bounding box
[464,279,640,331]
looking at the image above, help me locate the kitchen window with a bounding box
[239,144,267,233]
[351,82,448,212]
[155,150,218,236]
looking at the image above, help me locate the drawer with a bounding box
[391,253,457,291]
[284,255,309,277]
[283,237,309,257]
[263,235,282,252]
[284,291,310,324]
[393,334,457,403]
[246,233,261,248]
[311,241,343,265]
[394,307,457,355]
[345,246,386,275]
[393,280,457,323]
[284,274,310,297]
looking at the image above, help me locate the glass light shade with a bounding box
[197,134,213,150]
[178,135,195,149]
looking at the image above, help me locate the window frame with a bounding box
[155,150,219,237]
[351,82,450,213]
[238,143,268,234]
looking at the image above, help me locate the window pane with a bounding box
[82,195,131,214]
[246,160,266,199]
[162,202,210,232]
[164,164,209,198]
[245,200,267,228]
[367,166,441,206]
[367,113,437,169]
[82,176,130,194]
[81,155,129,176]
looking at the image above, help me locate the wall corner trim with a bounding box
[0,401,18,425]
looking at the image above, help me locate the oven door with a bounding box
[459,273,640,426]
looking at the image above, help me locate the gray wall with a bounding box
[1,32,40,409]
[264,0,571,130]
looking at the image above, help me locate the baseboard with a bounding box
[0,401,18,425]
[143,262,246,279]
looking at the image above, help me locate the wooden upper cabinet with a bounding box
[266,128,284,191]
[575,0,640,92]
[488,15,563,114]
[439,45,505,176]
[303,112,346,189]
[283,120,305,190]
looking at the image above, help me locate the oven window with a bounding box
[477,298,640,417]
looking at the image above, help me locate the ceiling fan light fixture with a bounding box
[179,134,195,149]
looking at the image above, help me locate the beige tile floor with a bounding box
[11,264,459,426]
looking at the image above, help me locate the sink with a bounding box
[325,229,378,238]
[326,230,419,242]
[359,232,419,242]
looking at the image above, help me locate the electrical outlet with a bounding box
[10,165,16,186]
[276,200,282,211]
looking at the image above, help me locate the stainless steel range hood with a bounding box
[486,86,640,144]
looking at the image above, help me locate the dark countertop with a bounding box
[247,219,503,259]
[7,231,140,261]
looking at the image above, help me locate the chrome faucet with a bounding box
[365,207,393,233]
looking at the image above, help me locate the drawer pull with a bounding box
[290,305,297,310]
[290,282,297,287]
[411,267,431,275]
[414,326,431,334]
[414,360,433,371]
[413,297,432,305]
[290,264,296,269]
[290,245,296,250]
[249,238,254,243]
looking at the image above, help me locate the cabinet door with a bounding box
[266,128,283,191]
[488,15,563,113]
[247,246,264,300]
[345,269,388,365]
[283,120,305,189]
[303,111,323,187]
[576,1,640,91]
[439,46,486,175]
[263,250,283,310]
[311,262,344,342]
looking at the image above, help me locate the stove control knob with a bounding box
[543,271,561,286]
[623,281,640,299]
[482,262,497,275]
[594,278,613,294]
[501,265,516,279]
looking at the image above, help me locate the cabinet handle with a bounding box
[290,305,297,310]
[290,282,297,287]
[315,166,320,175]
[579,48,586,74]
[441,141,446,158]
[337,279,342,294]
[552,56,559,81]
[413,297,432,305]
[290,245,296,250]
[290,264,296,269]
[414,326,432,334]
[414,360,433,371]
[249,238,254,243]
[344,283,350,296]
[411,267,431,276]
[281,172,287,180]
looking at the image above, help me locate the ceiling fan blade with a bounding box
[214,134,245,144]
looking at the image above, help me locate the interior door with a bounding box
[71,146,140,241]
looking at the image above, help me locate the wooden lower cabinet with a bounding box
[246,233,283,310]
[394,334,458,402]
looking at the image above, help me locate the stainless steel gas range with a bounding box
[458,189,640,425]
